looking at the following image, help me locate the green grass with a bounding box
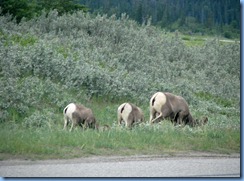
[181,35,205,46]
[179,34,239,46]
[0,119,240,160]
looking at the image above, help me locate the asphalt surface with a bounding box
[0,153,240,177]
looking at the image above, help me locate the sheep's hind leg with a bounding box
[63,117,69,130]
[149,108,157,124]
[151,112,162,124]
[69,122,74,132]
[118,114,123,126]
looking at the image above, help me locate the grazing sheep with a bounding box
[117,103,144,128]
[149,92,197,126]
[63,103,97,131]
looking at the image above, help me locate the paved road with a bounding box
[0,153,240,177]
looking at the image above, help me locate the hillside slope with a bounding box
[0,10,240,128]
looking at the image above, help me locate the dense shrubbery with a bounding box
[0,10,240,126]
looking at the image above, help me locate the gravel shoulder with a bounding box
[0,151,240,166]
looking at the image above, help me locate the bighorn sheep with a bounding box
[63,103,97,131]
[117,103,144,128]
[149,92,196,126]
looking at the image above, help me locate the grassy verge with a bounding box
[0,96,240,160]
[0,119,240,160]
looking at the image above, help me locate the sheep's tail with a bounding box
[63,103,74,115]
[151,92,159,106]
[63,105,69,115]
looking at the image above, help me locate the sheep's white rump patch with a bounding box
[118,103,132,123]
[150,92,167,112]
[64,103,76,119]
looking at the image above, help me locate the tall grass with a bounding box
[0,121,239,160]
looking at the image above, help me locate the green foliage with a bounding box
[80,0,240,38]
[0,0,88,23]
[195,92,234,108]
[36,0,88,15]
[0,0,36,23]
[223,31,232,39]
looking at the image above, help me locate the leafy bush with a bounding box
[22,108,60,129]
[223,31,232,39]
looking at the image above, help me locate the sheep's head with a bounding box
[195,117,208,126]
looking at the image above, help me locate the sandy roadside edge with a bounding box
[0,151,240,166]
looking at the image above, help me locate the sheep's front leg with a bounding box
[126,118,134,129]
[83,118,90,130]
[69,119,78,132]
[177,111,186,125]
[176,117,181,125]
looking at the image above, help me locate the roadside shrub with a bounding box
[22,108,61,129]
[223,31,232,39]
